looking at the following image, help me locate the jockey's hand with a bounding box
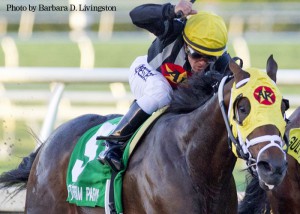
[174,0,197,17]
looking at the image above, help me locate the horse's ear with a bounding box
[229,59,249,83]
[266,54,278,83]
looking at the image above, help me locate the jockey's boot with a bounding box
[97,101,150,172]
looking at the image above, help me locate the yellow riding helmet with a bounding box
[183,11,228,57]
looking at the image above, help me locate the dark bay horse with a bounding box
[239,106,300,214]
[0,56,289,213]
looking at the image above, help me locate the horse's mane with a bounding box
[238,174,271,214]
[167,70,224,113]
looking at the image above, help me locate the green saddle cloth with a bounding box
[66,108,166,213]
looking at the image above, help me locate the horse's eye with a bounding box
[234,98,251,124]
[239,106,247,114]
[237,99,250,115]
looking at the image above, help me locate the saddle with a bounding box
[66,107,166,213]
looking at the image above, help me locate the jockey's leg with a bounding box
[98,55,172,172]
[98,101,149,172]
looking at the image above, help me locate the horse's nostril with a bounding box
[257,160,288,175]
[257,161,272,172]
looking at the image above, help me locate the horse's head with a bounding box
[226,55,288,190]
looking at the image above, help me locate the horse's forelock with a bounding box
[167,71,222,113]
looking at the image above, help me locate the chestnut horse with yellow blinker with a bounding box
[239,106,300,214]
[0,55,289,213]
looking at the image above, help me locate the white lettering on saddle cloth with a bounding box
[68,185,100,202]
[68,185,83,201]
[86,187,100,202]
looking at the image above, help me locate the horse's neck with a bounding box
[288,155,300,184]
[183,80,236,186]
[268,155,300,212]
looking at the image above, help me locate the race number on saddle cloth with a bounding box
[66,108,165,212]
[287,128,300,164]
[228,68,286,157]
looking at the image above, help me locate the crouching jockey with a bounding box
[98,1,229,172]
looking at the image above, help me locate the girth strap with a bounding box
[105,171,118,214]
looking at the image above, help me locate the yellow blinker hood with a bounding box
[229,68,286,144]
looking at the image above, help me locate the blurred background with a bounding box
[0,0,300,209]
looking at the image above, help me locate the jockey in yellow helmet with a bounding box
[98,0,230,172]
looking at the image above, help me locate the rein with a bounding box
[218,75,249,160]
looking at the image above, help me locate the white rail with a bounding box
[0,67,299,84]
[0,67,132,143]
[0,67,130,83]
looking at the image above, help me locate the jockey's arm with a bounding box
[129,3,177,37]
